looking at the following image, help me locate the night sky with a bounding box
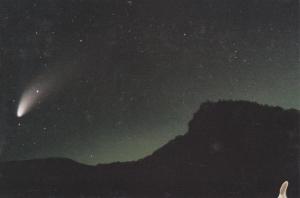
[0,0,298,165]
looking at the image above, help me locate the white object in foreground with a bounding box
[278,181,288,198]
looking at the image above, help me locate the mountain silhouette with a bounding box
[0,100,299,197]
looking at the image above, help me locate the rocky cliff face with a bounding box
[138,101,299,195]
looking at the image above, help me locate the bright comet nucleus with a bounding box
[17,101,26,117]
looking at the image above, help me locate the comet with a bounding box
[17,79,53,118]
[16,57,82,118]
[16,65,66,118]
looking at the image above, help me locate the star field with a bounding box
[0,0,298,164]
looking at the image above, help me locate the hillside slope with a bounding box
[0,100,299,197]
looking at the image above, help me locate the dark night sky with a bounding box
[0,0,298,164]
